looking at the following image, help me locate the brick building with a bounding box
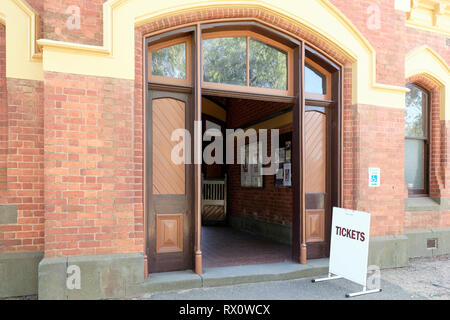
[0,0,449,299]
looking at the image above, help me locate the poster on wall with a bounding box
[274,136,292,188]
[240,143,263,188]
[285,141,291,162]
[283,162,292,187]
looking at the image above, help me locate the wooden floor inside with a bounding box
[202,226,291,269]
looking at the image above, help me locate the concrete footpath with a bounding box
[137,255,449,300]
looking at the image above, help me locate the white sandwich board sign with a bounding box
[312,207,381,297]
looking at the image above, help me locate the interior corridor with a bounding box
[202,226,291,269]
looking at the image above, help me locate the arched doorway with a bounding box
[144,21,341,274]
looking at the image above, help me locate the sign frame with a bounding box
[312,207,382,297]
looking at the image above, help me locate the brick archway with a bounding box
[135,8,354,274]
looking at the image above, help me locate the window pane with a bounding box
[151,43,186,79]
[405,85,425,137]
[203,37,246,86]
[404,139,425,190]
[305,64,326,95]
[249,38,287,90]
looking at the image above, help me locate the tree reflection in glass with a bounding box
[203,37,247,86]
[249,38,287,90]
[405,85,425,137]
[152,42,186,79]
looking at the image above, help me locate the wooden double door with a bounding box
[147,90,194,273]
[146,93,334,271]
[304,105,332,259]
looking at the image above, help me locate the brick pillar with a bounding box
[0,24,6,190]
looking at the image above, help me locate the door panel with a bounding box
[148,91,194,273]
[305,109,330,258]
[156,214,183,253]
[152,98,186,194]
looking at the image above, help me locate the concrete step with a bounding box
[126,259,329,298]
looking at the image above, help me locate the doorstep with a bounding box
[126,259,329,298]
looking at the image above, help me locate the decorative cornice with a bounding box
[407,0,450,35]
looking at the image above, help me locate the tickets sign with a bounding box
[329,207,371,287]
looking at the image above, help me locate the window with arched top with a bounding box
[201,31,294,96]
[304,59,331,101]
[148,36,192,86]
[405,83,429,196]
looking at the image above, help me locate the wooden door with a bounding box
[147,90,194,273]
[304,106,331,258]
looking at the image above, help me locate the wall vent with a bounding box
[426,238,438,249]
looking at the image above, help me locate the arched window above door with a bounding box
[201,31,293,96]
[148,36,192,86]
[304,59,331,101]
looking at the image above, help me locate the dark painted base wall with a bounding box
[1,228,449,299]
[0,251,43,298]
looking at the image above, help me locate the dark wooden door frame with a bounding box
[293,43,343,263]
[146,90,195,273]
[143,22,343,275]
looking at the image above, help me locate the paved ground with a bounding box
[202,226,291,268]
[3,255,448,300]
[381,255,450,300]
[138,255,450,300]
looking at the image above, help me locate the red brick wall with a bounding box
[225,99,293,225]
[344,103,406,236]
[324,0,407,86]
[0,78,44,253]
[43,0,106,46]
[227,124,293,226]
[405,27,450,65]
[330,0,449,85]
[405,210,450,230]
[43,72,143,257]
[0,24,6,189]
[1,2,448,257]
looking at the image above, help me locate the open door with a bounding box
[304,106,331,258]
[147,90,194,273]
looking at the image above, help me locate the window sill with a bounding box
[404,197,440,212]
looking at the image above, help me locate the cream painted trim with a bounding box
[36,0,410,108]
[405,0,450,36]
[406,20,450,36]
[0,0,43,81]
[406,45,450,120]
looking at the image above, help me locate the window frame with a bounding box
[148,36,192,86]
[304,58,332,101]
[405,83,430,197]
[201,30,294,96]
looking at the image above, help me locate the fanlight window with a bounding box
[202,33,291,94]
[305,63,326,95]
[151,42,186,79]
[203,37,247,86]
[148,37,191,85]
[249,38,287,90]
[147,32,335,99]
